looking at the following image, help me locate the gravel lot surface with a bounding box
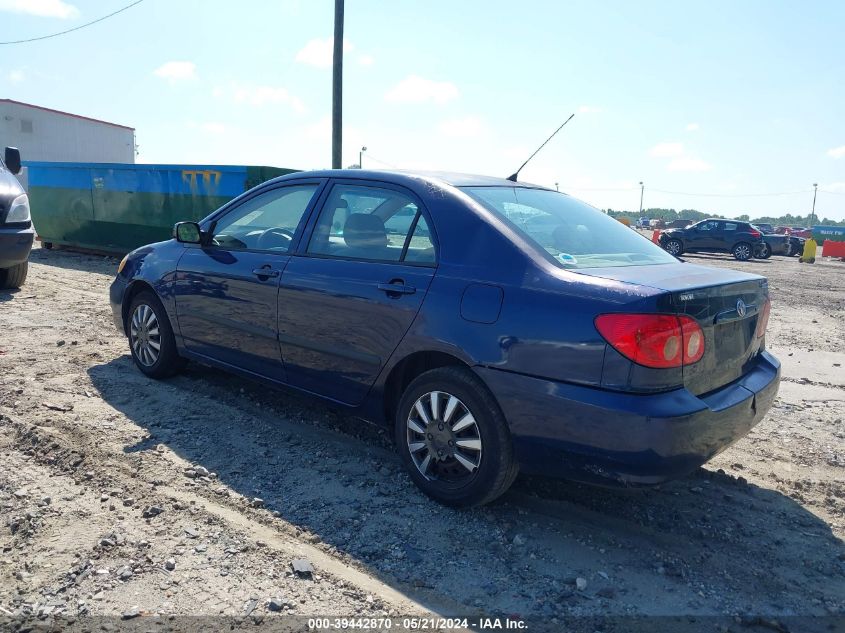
[1,244,843,630]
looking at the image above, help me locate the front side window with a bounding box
[462,187,678,269]
[211,184,319,252]
[307,184,435,264]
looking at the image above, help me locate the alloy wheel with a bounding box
[735,244,751,260]
[130,304,161,367]
[406,390,482,482]
[665,240,682,255]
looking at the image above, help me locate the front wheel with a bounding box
[126,291,187,379]
[732,242,753,261]
[663,239,683,256]
[395,367,518,507]
[0,261,28,289]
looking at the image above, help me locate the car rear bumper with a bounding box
[0,226,35,268]
[475,350,780,486]
[109,277,128,334]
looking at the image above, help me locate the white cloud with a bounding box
[357,54,374,67]
[667,156,712,172]
[650,141,710,171]
[438,116,487,138]
[825,182,845,192]
[649,142,685,158]
[827,145,845,159]
[686,123,700,131]
[213,83,306,112]
[578,105,603,114]
[7,69,24,83]
[225,84,306,112]
[0,0,78,19]
[295,37,352,69]
[153,61,197,83]
[385,75,459,105]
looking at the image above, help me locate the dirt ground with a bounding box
[1,244,844,630]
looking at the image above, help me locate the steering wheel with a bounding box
[256,227,294,249]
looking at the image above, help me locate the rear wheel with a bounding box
[126,291,186,379]
[732,242,753,261]
[0,261,28,289]
[664,239,683,256]
[755,243,772,259]
[395,366,518,507]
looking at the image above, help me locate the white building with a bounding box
[1,99,135,164]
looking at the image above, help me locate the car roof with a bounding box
[272,169,552,190]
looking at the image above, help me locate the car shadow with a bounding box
[28,245,119,275]
[87,355,845,620]
[682,253,772,265]
[0,287,21,302]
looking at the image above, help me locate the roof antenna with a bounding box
[507,113,575,182]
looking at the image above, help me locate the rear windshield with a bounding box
[461,187,678,269]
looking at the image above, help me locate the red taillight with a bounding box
[756,298,771,338]
[749,229,762,239]
[595,313,705,369]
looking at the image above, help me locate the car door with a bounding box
[278,181,437,405]
[174,181,324,381]
[686,220,719,251]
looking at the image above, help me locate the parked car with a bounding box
[637,217,651,228]
[658,218,764,260]
[666,219,692,229]
[774,226,813,239]
[110,170,779,506]
[0,147,33,289]
[754,223,774,234]
[752,225,803,258]
[649,218,666,229]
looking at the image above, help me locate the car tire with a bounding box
[0,261,28,289]
[732,242,753,261]
[395,366,518,507]
[664,239,683,256]
[756,243,772,259]
[126,291,187,379]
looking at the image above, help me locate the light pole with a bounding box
[638,181,644,215]
[331,0,344,169]
[555,182,559,191]
[359,146,367,169]
[811,183,818,226]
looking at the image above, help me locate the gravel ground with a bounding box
[1,244,843,629]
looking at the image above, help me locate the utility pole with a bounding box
[359,146,367,169]
[331,0,344,169]
[638,181,644,215]
[811,183,818,226]
[555,182,559,191]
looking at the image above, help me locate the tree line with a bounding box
[604,208,845,227]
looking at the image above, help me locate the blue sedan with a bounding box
[110,170,780,506]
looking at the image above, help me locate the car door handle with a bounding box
[377,281,416,296]
[252,267,280,278]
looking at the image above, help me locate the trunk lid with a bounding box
[576,263,769,395]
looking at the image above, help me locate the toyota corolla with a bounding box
[110,170,780,506]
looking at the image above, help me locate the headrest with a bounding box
[344,214,387,249]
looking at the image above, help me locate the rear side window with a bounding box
[462,187,677,269]
[723,222,737,231]
[307,185,436,264]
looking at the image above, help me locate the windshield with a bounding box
[461,187,678,269]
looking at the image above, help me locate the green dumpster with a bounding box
[25,162,297,254]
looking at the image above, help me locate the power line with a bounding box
[0,0,145,45]
[561,186,845,198]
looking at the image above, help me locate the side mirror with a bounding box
[4,147,21,175]
[174,221,202,244]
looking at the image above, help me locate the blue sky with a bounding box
[2,0,844,220]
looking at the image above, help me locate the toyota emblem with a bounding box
[736,299,747,318]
